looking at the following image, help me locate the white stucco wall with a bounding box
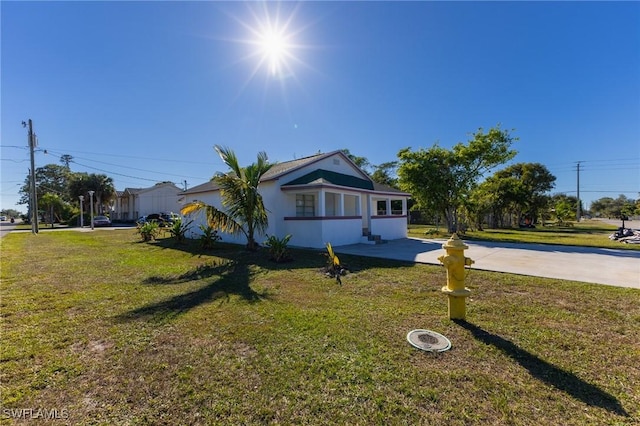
[371,216,408,240]
[320,218,363,247]
[137,185,182,217]
[282,217,362,248]
[283,219,324,248]
[183,181,280,247]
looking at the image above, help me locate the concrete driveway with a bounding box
[334,237,640,289]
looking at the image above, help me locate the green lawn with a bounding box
[409,219,640,251]
[1,229,639,425]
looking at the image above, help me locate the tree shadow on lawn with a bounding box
[454,320,628,417]
[116,258,269,323]
[143,259,233,285]
[141,236,421,274]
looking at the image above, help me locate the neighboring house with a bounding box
[180,150,410,248]
[113,182,183,221]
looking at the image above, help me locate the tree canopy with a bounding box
[341,149,400,188]
[472,162,556,227]
[590,194,638,219]
[397,126,517,232]
[19,164,71,205]
[68,173,115,214]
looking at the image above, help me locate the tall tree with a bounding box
[590,194,637,219]
[397,126,517,232]
[18,164,73,205]
[550,194,581,224]
[181,145,273,251]
[474,162,556,227]
[370,161,399,188]
[341,149,371,172]
[59,154,73,169]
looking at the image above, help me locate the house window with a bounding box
[325,192,338,216]
[296,194,315,217]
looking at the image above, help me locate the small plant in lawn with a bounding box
[325,242,346,284]
[199,225,221,249]
[137,221,159,242]
[264,234,292,263]
[169,218,193,244]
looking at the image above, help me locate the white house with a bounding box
[180,150,410,248]
[113,182,183,221]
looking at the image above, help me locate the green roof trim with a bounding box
[282,169,374,190]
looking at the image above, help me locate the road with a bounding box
[0,220,19,239]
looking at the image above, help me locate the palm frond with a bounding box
[181,201,243,236]
[215,145,243,178]
[204,205,243,236]
[180,201,207,216]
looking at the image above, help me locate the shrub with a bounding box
[199,225,221,250]
[169,218,193,244]
[137,221,159,242]
[264,234,292,263]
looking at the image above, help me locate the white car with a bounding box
[0,216,6,221]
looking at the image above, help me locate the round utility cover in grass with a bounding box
[407,329,451,352]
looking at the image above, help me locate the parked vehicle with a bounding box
[93,216,112,227]
[137,212,181,227]
[0,216,7,221]
[163,212,181,224]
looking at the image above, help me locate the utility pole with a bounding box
[23,119,39,234]
[576,161,583,222]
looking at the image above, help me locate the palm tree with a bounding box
[181,145,273,251]
[68,173,115,215]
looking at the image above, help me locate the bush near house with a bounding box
[264,234,292,263]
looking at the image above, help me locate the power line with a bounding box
[70,160,166,183]
[44,149,208,181]
[36,147,222,166]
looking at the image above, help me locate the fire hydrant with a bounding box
[438,233,474,320]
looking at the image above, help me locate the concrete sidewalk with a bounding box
[334,238,640,289]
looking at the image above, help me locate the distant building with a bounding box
[113,182,182,221]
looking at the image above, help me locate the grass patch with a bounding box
[409,220,640,251]
[1,230,639,424]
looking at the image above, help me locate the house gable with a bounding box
[282,169,374,191]
[262,150,371,183]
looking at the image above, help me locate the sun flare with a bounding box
[232,2,309,81]
[259,29,291,76]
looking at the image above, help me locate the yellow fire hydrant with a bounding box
[438,233,474,320]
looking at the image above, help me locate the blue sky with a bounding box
[2,1,639,214]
